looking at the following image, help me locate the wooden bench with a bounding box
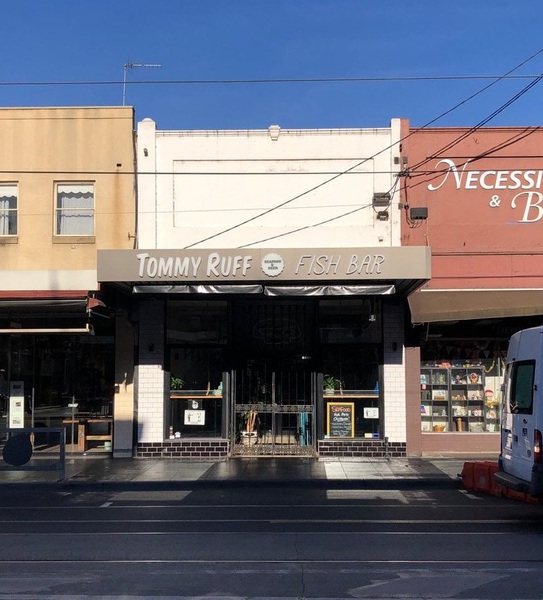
[63,417,113,452]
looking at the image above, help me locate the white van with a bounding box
[494,325,543,496]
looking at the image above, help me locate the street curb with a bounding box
[0,477,463,492]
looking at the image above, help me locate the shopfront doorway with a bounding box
[228,299,318,456]
[230,362,317,456]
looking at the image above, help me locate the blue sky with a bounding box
[2,1,543,130]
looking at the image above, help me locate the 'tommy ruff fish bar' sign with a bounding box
[97,247,430,283]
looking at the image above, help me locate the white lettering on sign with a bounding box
[206,253,252,277]
[512,191,543,223]
[295,254,341,276]
[137,253,201,278]
[428,159,543,192]
[346,254,385,275]
[134,251,392,280]
[427,158,543,223]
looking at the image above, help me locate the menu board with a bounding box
[327,402,354,438]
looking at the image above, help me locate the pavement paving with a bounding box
[0,452,500,490]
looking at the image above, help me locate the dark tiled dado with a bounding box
[136,439,406,459]
[318,439,406,458]
[136,440,229,458]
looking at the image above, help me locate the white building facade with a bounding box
[99,118,430,458]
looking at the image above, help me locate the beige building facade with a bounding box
[0,107,136,457]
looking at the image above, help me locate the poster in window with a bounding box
[184,409,205,426]
[327,402,354,438]
[9,381,24,429]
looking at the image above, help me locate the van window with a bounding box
[509,360,535,414]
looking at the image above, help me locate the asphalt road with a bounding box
[0,483,543,599]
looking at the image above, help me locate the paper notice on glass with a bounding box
[9,381,25,428]
[363,407,379,419]
[184,409,205,426]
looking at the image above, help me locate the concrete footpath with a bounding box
[0,453,499,490]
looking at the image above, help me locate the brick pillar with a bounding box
[136,300,166,443]
[382,303,406,443]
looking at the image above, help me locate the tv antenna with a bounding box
[122,61,162,105]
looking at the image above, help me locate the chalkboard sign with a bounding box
[327,402,354,438]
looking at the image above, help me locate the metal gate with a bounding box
[229,367,317,456]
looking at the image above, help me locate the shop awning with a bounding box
[408,289,543,324]
[133,284,396,296]
[0,296,93,333]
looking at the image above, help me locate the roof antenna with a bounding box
[122,61,162,106]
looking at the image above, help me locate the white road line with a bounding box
[0,518,534,524]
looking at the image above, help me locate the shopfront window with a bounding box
[319,299,382,439]
[0,336,9,434]
[168,347,224,438]
[420,358,502,433]
[0,334,114,449]
[167,301,227,439]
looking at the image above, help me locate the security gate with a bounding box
[229,366,317,456]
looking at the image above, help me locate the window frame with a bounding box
[54,182,95,237]
[0,182,18,236]
[508,359,535,415]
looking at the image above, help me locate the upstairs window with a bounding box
[55,183,94,235]
[0,184,17,235]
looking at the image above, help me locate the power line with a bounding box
[1,74,543,88]
[241,177,402,248]
[239,203,375,249]
[183,47,543,249]
[7,158,543,180]
[406,126,542,192]
[408,74,543,174]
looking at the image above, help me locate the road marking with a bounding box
[0,517,534,524]
[0,558,541,563]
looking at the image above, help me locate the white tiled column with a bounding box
[136,300,166,443]
[383,303,406,443]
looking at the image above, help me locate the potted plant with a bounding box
[170,376,185,391]
[323,374,343,395]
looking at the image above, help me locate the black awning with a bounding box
[0,298,90,333]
